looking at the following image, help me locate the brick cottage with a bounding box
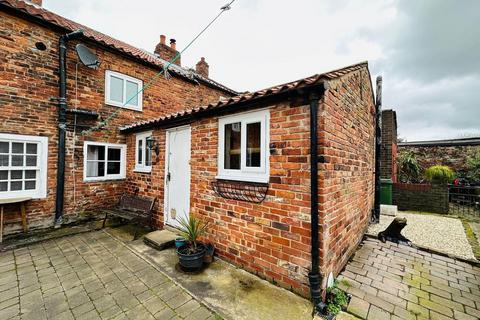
[0,0,235,231]
[120,62,376,297]
[0,0,376,299]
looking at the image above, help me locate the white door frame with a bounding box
[164,125,191,227]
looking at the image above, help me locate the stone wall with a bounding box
[0,10,231,233]
[392,183,448,214]
[398,142,480,174]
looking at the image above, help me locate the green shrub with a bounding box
[325,282,349,315]
[425,165,455,184]
[466,148,480,182]
[398,151,421,183]
[178,216,209,253]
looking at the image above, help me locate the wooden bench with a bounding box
[101,195,156,240]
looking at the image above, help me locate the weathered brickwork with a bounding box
[318,69,376,279]
[392,183,449,214]
[398,143,480,174]
[0,10,231,233]
[381,110,398,181]
[126,67,375,297]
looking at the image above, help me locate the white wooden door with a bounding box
[164,126,191,228]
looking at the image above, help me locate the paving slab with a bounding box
[0,230,220,320]
[143,230,177,251]
[128,233,313,320]
[338,238,480,319]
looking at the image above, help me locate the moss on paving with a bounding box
[462,220,480,259]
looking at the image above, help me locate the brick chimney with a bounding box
[195,57,209,78]
[154,35,181,66]
[27,0,42,5]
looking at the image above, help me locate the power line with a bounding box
[81,0,236,136]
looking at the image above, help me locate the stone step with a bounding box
[381,204,397,216]
[143,229,178,250]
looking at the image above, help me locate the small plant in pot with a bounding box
[176,216,209,271]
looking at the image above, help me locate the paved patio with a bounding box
[0,231,217,320]
[338,238,480,320]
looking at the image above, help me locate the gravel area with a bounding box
[367,212,476,260]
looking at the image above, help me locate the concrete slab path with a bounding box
[337,238,480,320]
[127,232,313,320]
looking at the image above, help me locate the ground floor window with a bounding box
[0,133,48,199]
[217,109,269,183]
[135,131,153,173]
[83,141,126,181]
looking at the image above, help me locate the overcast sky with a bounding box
[44,0,480,141]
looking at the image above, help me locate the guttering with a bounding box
[55,29,83,227]
[372,76,382,223]
[307,91,322,312]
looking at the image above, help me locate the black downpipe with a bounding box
[55,29,83,227]
[372,76,383,223]
[307,92,322,311]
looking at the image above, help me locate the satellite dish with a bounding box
[75,43,100,69]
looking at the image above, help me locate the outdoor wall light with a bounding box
[146,136,160,156]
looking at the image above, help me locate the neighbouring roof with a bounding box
[120,61,370,133]
[399,137,480,147]
[0,0,237,95]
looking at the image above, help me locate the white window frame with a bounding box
[217,109,270,183]
[83,141,126,182]
[0,133,48,200]
[105,70,143,111]
[135,131,153,173]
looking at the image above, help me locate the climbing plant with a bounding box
[466,148,480,183]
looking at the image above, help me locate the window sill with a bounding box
[134,167,152,174]
[215,175,269,184]
[84,177,126,183]
[105,101,142,112]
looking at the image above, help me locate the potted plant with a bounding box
[176,216,209,270]
[175,237,187,249]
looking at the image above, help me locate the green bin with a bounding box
[380,178,393,205]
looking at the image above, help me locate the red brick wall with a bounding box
[190,104,313,297]
[318,68,376,279]
[126,103,313,296]
[0,10,230,233]
[381,110,398,182]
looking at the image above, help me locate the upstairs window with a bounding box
[0,134,48,199]
[84,142,126,182]
[105,70,143,111]
[135,131,153,173]
[217,110,269,183]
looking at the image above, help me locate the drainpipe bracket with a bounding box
[54,216,63,228]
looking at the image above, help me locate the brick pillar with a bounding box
[381,110,398,181]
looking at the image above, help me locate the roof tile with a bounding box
[120,61,369,132]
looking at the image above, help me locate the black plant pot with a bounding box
[177,244,206,271]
